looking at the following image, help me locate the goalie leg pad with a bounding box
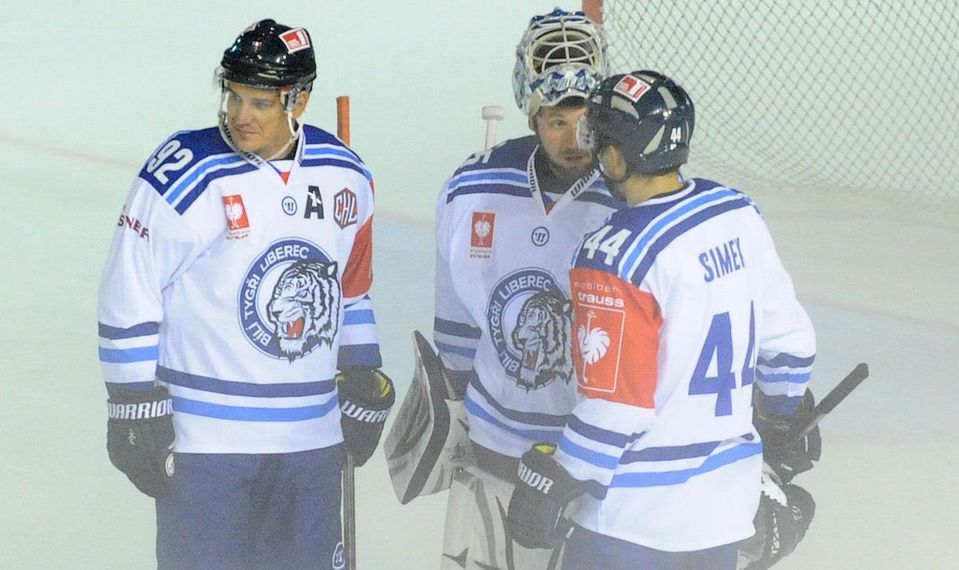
[442,466,564,570]
[384,331,473,504]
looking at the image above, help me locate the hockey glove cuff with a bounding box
[507,443,583,549]
[106,386,175,498]
[338,367,395,467]
[756,389,822,482]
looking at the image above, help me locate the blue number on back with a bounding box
[688,303,756,416]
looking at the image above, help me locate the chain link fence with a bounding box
[598,0,958,220]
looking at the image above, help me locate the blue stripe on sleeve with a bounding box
[172,395,338,422]
[98,346,159,363]
[105,381,157,397]
[757,371,811,384]
[447,185,531,203]
[449,170,527,187]
[566,416,636,448]
[300,158,372,181]
[622,440,722,463]
[434,317,483,339]
[435,341,477,358]
[174,163,258,214]
[343,310,376,325]
[164,156,245,204]
[756,393,802,415]
[621,189,739,276]
[558,435,621,470]
[337,343,383,368]
[470,379,569,427]
[627,198,753,285]
[464,396,562,443]
[157,367,335,398]
[98,321,159,340]
[759,353,815,368]
[611,443,763,488]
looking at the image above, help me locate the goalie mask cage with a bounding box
[584,0,959,223]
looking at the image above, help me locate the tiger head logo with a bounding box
[510,291,574,390]
[266,260,340,361]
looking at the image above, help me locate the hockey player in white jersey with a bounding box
[432,9,622,569]
[506,71,819,569]
[97,19,394,569]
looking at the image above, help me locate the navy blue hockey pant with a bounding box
[156,445,344,570]
[563,525,739,570]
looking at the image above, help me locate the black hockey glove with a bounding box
[507,443,583,549]
[755,389,822,483]
[337,367,395,467]
[740,465,816,569]
[106,386,175,498]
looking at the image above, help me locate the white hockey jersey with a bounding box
[434,136,625,458]
[556,178,816,551]
[98,125,381,454]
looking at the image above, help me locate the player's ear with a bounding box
[528,113,537,133]
[601,143,628,179]
[291,91,310,119]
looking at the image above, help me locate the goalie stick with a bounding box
[337,94,357,570]
[792,362,870,442]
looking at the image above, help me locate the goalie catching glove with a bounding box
[337,367,395,467]
[507,443,583,549]
[755,388,821,483]
[107,385,175,498]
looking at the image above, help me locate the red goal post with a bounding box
[582,0,959,219]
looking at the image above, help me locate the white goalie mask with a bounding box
[512,8,607,116]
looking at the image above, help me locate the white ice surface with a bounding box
[1,1,957,568]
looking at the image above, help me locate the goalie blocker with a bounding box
[384,331,473,504]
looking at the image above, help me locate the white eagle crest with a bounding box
[577,311,610,383]
[224,202,245,223]
[474,219,491,239]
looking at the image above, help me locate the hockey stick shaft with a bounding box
[337,94,357,570]
[337,96,351,146]
[482,105,505,149]
[343,454,357,569]
[794,362,870,440]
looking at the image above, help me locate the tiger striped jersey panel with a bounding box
[97,125,381,454]
[557,178,816,551]
[433,136,625,458]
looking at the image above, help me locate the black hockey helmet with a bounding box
[219,19,317,90]
[586,70,694,175]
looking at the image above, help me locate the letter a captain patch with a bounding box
[223,194,250,239]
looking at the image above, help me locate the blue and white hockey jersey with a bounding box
[98,125,381,454]
[434,136,624,458]
[556,178,816,551]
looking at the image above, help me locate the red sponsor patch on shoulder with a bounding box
[223,194,250,239]
[470,211,495,258]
